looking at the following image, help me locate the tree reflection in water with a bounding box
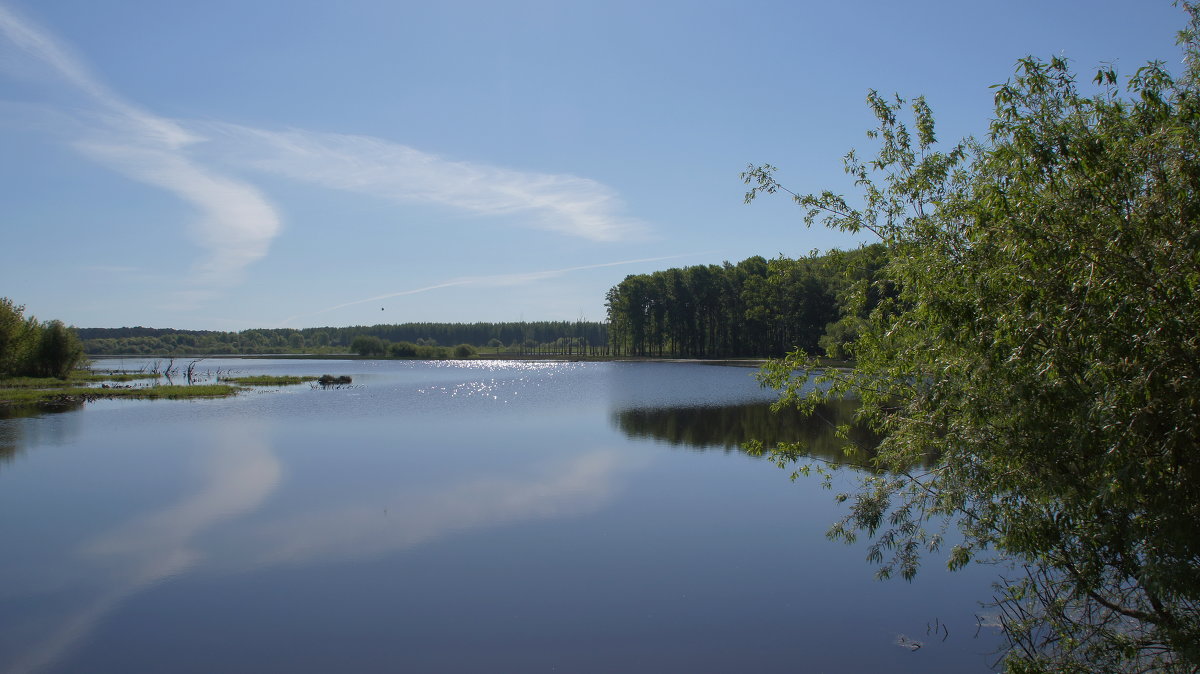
[0,403,83,469]
[612,399,904,470]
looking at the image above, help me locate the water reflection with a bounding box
[7,421,282,674]
[221,449,635,572]
[612,399,886,468]
[0,405,84,471]
[1,361,993,672]
[4,427,640,673]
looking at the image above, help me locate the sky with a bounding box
[0,1,1189,330]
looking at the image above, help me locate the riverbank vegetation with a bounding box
[604,246,889,358]
[218,375,318,386]
[0,326,325,407]
[0,381,241,407]
[746,7,1200,671]
[1,298,86,379]
[78,320,609,357]
[348,336,480,359]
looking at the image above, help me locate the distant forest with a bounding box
[79,321,609,356]
[79,245,888,359]
[604,245,890,358]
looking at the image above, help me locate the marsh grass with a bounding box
[74,372,159,383]
[2,368,340,407]
[220,375,317,386]
[0,384,241,405]
[0,373,159,388]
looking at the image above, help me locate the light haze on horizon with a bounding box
[0,1,1185,330]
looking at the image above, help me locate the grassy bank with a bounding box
[0,369,319,409]
[219,375,319,386]
[0,383,242,407]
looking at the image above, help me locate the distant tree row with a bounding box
[0,298,86,379]
[349,336,478,359]
[78,321,610,357]
[605,245,890,358]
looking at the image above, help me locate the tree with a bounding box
[0,300,86,379]
[350,335,388,357]
[34,320,86,378]
[0,298,37,378]
[389,341,418,357]
[744,7,1200,671]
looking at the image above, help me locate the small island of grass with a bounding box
[0,382,243,407]
[219,375,319,386]
[1,371,336,409]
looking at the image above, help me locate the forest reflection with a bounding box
[0,404,82,468]
[612,399,894,469]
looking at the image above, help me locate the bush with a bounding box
[389,341,418,357]
[350,335,388,357]
[0,299,85,379]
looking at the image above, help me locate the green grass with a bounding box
[73,372,160,382]
[1,369,337,407]
[220,375,318,386]
[0,372,159,388]
[0,383,241,406]
[0,377,71,389]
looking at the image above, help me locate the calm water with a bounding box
[0,359,1001,673]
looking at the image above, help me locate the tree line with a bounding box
[78,321,610,356]
[604,245,890,358]
[0,298,86,379]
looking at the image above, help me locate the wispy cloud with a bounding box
[0,4,280,296]
[200,123,646,242]
[0,3,650,314]
[274,254,699,326]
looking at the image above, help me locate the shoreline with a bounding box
[84,353,777,367]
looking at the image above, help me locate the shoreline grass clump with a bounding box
[1,370,346,409]
[219,375,318,386]
[0,383,241,407]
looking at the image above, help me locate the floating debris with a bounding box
[317,375,353,386]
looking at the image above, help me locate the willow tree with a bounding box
[744,7,1200,671]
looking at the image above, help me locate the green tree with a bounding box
[0,300,86,379]
[389,341,418,357]
[0,298,37,378]
[34,320,86,378]
[744,9,1200,671]
[350,335,388,357]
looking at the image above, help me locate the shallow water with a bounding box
[0,359,1001,673]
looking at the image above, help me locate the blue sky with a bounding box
[0,1,1187,330]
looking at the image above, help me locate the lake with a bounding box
[0,359,1001,673]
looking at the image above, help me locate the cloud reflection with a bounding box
[7,423,281,674]
[224,449,631,571]
[4,431,637,673]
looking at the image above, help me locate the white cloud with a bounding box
[0,4,280,294]
[0,3,649,315]
[201,123,646,242]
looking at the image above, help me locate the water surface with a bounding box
[0,359,1000,673]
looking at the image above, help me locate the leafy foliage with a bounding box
[0,299,85,380]
[745,7,1200,670]
[604,249,888,358]
[78,321,609,356]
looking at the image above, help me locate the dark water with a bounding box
[0,360,1000,673]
